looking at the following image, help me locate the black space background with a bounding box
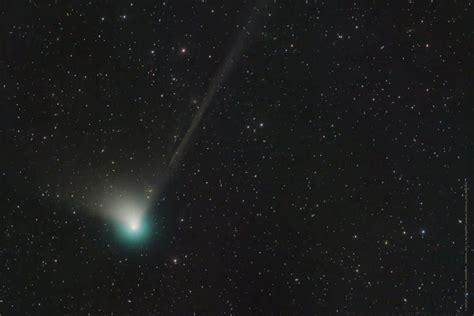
[0,0,472,315]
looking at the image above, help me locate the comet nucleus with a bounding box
[107,197,152,244]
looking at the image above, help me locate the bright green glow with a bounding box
[114,213,152,245]
[105,197,154,246]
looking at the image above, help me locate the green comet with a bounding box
[114,213,152,245]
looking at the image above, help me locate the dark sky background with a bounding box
[0,0,472,314]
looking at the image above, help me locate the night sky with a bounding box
[1,0,472,314]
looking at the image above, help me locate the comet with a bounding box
[100,1,266,244]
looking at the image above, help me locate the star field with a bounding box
[0,0,472,314]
